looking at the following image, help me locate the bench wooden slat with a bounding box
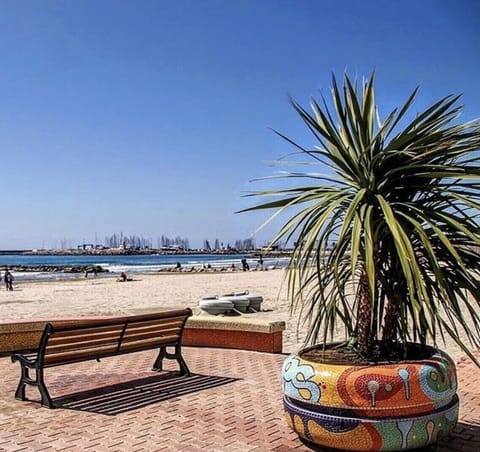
[123,321,183,334]
[121,327,181,344]
[45,336,122,354]
[123,323,183,335]
[50,324,125,339]
[118,334,179,352]
[123,316,187,330]
[43,344,119,366]
[46,329,124,347]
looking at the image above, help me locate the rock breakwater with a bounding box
[1,265,108,274]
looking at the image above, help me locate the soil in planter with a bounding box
[300,341,438,366]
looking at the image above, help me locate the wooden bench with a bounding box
[11,308,192,408]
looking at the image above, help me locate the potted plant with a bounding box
[243,72,480,451]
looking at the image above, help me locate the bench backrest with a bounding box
[38,309,192,367]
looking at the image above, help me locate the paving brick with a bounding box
[0,347,478,451]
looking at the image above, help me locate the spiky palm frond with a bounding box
[242,72,480,363]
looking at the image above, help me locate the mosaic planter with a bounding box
[282,344,458,451]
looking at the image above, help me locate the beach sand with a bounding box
[0,269,476,362]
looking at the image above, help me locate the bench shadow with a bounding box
[298,421,480,451]
[437,421,480,451]
[54,372,240,415]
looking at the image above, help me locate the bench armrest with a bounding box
[11,353,38,368]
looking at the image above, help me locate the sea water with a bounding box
[0,253,288,282]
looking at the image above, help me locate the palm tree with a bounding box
[243,72,480,363]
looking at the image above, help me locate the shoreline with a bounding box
[0,253,290,282]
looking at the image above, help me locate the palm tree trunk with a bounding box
[382,260,404,342]
[382,293,400,342]
[356,267,372,357]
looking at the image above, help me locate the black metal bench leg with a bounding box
[14,365,28,401]
[37,368,53,408]
[14,365,53,408]
[175,344,191,376]
[152,346,167,371]
[153,345,191,376]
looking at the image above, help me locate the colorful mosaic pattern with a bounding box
[282,348,457,418]
[284,394,459,451]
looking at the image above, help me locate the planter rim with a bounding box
[298,341,450,366]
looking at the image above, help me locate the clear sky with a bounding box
[0,0,478,249]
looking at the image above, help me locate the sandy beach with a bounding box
[0,269,476,362]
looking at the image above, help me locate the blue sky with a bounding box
[0,0,478,249]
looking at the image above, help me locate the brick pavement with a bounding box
[0,347,478,451]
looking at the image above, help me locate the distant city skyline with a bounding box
[27,232,259,251]
[0,1,478,249]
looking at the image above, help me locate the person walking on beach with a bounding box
[4,269,14,291]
